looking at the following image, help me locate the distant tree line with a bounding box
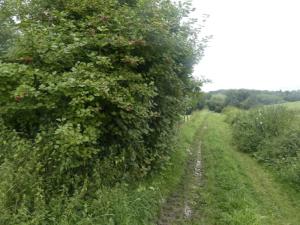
[205,89,300,112]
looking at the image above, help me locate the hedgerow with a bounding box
[0,0,204,223]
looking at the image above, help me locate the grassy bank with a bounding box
[191,112,300,225]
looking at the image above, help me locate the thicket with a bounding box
[0,0,205,223]
[230,106,300,189]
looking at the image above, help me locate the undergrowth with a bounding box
[0,112,205,224]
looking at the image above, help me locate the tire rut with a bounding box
[157,123,205,225]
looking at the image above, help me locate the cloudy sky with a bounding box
[191,0,300,91]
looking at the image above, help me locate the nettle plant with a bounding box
[0,0,203,200]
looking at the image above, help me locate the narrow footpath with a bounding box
[157,115,207,225]
[157,111,300,225]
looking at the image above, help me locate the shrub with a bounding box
[229,105,300,189]
[222,106,242,125]
[0,0,201,183]
[231,106,294,153]
[207,94,227,113]
[0,0,204,223]
[254,127,300,188]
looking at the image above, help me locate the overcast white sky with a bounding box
[191,0,300,91]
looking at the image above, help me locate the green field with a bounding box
[277,101,300,110]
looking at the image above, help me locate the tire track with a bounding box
[157,121,206,225]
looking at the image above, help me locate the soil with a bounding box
[157,125,204,225]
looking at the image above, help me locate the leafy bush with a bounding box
[231,106,294,153]
[206,94,226,113]
[222,106,242,125]
[254,127,300,188]
[229,106,300,189]
[0,0,204,223]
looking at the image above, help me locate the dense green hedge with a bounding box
[0,0,204,223]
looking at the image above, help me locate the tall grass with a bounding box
[0,112,206,224]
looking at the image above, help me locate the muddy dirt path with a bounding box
[157,123,206,225]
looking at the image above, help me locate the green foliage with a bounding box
[224,89,250,108]
[197,112,300,225]
[229,105,300,190]
[283,90,300,102]
[231,106,293,153]
[206,93,226,112]
[0,0,17,54]
[222,106,242,125]
[0,111,204,225]
[183,78,205,114]
[0,0,204,223]
[254,127,300,188]
[207,89,300,110]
